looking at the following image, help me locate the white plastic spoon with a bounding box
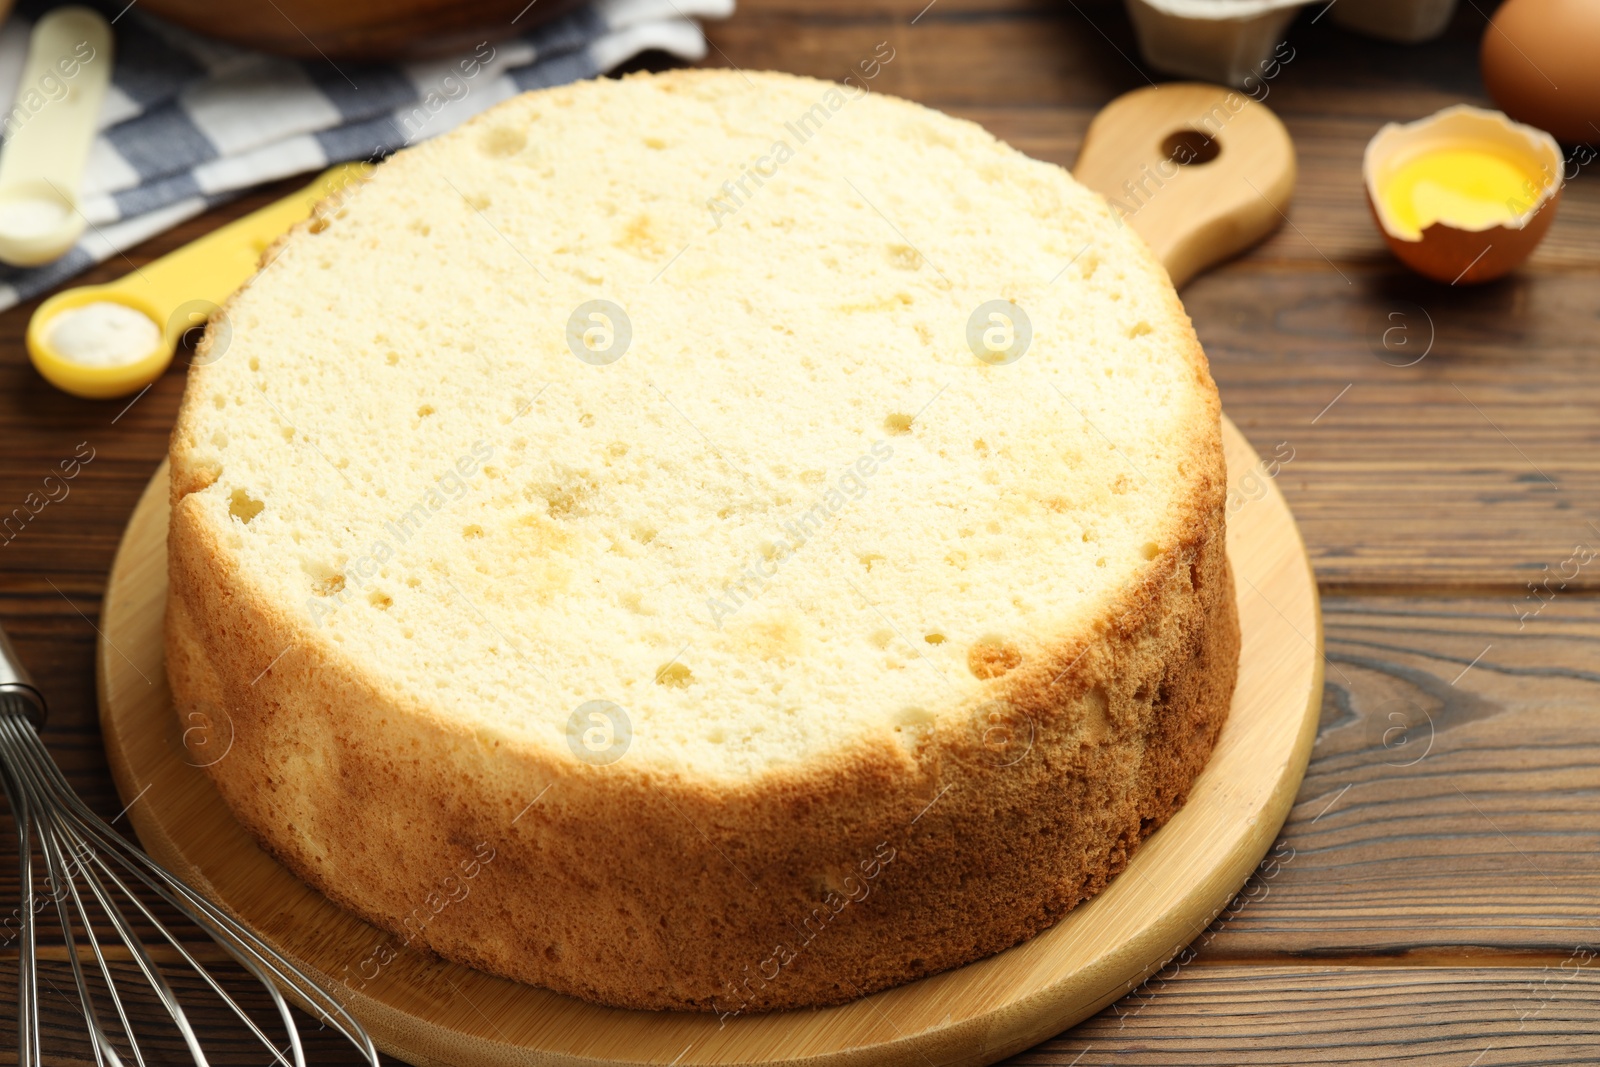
[0,6,113,267]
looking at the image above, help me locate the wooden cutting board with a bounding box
[98,83,1316,1067]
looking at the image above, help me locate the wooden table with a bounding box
[3,0,1597,1062]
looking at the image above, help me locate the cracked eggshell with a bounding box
[1364,105,1563,285]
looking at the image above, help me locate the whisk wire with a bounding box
[0,703,380,1067]
[12,724,200,1067]
[8,715,361,1056]
[5,716,285,1067]
[87,846,301,1067]
[2,762,42,1067]
[66,800,331,1063]
[38,804,142,1067]
[72,832,210,1067]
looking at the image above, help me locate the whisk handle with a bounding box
[0,621,47,728]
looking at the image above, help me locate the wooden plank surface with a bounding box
[1,0,1598,1062]
[1208,596,1600,959]
[1032,965,1600,1065]
[6,961,1597,1067]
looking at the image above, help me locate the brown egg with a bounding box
[1364,106,1563,285]
[1482,0,1600,144]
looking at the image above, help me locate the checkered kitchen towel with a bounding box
[0,0,733,309]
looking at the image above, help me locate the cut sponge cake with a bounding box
[166,69,1239,1013]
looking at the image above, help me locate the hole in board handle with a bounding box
[1162,129,1221,167]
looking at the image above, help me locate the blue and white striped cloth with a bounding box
[0,0,733,309]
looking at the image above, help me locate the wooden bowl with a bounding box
[139,0,589,61]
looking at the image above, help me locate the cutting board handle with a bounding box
[1074,83,1296,289]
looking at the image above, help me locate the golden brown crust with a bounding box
[165,447,1235,1014]
[165,70,1238,1013]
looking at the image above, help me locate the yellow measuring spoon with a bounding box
[27,163,370,398]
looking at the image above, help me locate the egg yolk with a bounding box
[1381,148,1546,240]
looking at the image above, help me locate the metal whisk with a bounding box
[0,623,380,1066]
